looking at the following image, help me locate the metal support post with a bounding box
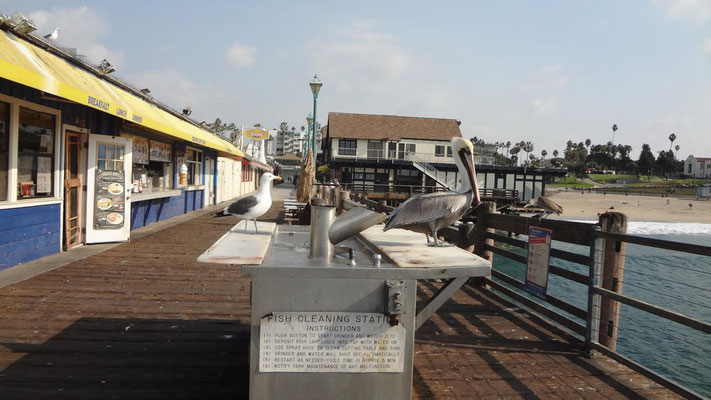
[585,226,603,357]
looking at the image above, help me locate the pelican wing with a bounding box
[226,195,259,216]
[384,192,470,231]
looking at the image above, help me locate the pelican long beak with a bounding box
[460,149,480,205]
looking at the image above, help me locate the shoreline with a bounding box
[546,191,711,224]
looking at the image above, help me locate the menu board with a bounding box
[150,140,172,162]
[36,156,52,193]
[94,169,126,229]
[121,133,149,164]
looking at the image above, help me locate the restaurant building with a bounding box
[0,25,253,270]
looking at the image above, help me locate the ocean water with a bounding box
[492,221,711,397]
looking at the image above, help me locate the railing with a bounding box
[348,195,711,399]
[333,149,497,166]
[341,184,519,201]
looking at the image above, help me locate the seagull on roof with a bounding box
[384,137,481,247]
[43,27,59,41]
[213,172,282,233]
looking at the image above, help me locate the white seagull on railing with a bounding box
[43,27,60,41]
[213,172,282,233]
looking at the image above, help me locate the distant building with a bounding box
[272,128,307,156]
[321,112,566,202]
[685,155,711,178]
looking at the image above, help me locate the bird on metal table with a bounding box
[213,172,282,233]
[383,137,481,247]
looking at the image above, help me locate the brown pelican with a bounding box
[383,137,481,246]
[213,172,282,233]
[525,196,564,215]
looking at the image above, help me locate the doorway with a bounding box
[85,134,133,244]
[63,131,82,250]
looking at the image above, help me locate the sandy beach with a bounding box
[547,191,711,223]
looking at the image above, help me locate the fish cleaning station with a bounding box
[198,137,491,399]
[200,201,490,399]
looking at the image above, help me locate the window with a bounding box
[435,145,445,157]
[338,139,357,156]
[367,141,383,158]
[186,148,202,185]
[688,163,692,174]
[0,101,8,201]
[17,107,57,199]
[397,143,415,159]
[447,146,452,157]
[388,142,397,158]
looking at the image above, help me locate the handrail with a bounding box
[348,194,710,399]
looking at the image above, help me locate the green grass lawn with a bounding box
[549,176,594,188]
[587,174,661,184]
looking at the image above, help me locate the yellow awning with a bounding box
[0,30,244,157]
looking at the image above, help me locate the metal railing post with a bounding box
[585,226,603,357]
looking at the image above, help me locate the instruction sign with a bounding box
[259,312,405,373]
[525,226,552,299]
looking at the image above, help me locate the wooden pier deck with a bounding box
[0,201,681,399]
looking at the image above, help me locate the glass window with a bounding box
[367,141,383,158]
[447,146,452,157]
[435,145,445,157]
[17,107,56,199]
[338,139,357,156]
[0,101,9,201]
[186,148,202,185]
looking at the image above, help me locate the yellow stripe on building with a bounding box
[0,30,243,157]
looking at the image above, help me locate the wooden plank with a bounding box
[487,213,596,245]
[598,230,711,257]
[359,226,488,268]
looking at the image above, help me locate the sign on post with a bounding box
[525,226,552,299]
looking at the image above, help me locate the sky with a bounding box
[2,0,710,159]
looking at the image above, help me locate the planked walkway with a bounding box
[0,200,681,399]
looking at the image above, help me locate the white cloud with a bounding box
[307,21,411,94]
[302,20,462,119]
[704,37,711,54]
[226,43,257,67]
[653,0,711,22]
[131,69,210,113]
[522,64,568,91]
[28,6,124,66]
[531,96,558,116]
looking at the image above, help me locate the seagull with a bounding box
[384,137,481,247]
[213,172,282,233]
[43,27,60,41]
[525,196,564,215]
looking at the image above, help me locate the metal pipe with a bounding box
[309,205,336,260]
[329,207,386,246]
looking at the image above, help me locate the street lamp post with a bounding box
[309,74,323,179]
[305,112,314,160]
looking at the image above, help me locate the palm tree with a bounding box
[585,138,591,150]
[522,141,534,163]
[509,146,521,166]
[674,144,680,157]
[553,149,559,158]
[668,133,676,151]
[541,149,548,159]
[612,124,618,144]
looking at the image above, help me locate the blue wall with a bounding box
[130,189,204,230]
[0,203,61,271]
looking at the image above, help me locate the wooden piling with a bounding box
[472,202,497,264]
[598,212,628,351]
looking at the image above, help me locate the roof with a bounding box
[275,153,301,161]
[696,157,711,162]
[0,28,243,157]
[327,112,462,141]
